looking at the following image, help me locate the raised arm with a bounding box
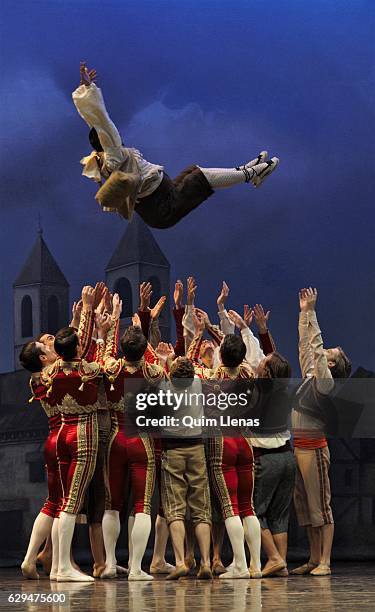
[173,280,185,357]
[195,308,224,346]
[138,282,152,339]
[149,296,167,349]
[186,309,205,364]
[93,311,112,364]
[182,276,197,351]
[301,288,334,395]
[217,281,235,335]
[252,304,276,355]
[298,288,315,379]
[228,309,265,370]
[104,293,122,364]
[72,63,126,155]
[77,285,97,358]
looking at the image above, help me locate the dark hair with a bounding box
[121,326,147,362]
[89,127,103,153]
[19,341,44,373]
[54,327,79,361]
[220,334,247,368]
[330,347,352,379]
[169,357,195,389]
[263,352,292,379]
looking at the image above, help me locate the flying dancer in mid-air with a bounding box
[73,62,279,229]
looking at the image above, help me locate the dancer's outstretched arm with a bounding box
[302,288,334,395]
[72,63,126,162]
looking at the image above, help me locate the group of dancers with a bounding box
[19,278,351,582]
[17,62,351,583]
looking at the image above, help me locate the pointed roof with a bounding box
[14,231,69,287]
[106,216,169,271]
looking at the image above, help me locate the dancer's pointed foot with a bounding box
[150,561,175,574]
[242,151,268,169]
[21,561,39,580]
[128,569,153,581]
[219,566,250,579]
[166,565,189,580]
[56,569,94,582]
[252,157,280,187]
[290,561,318,575]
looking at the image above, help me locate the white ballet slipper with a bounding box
[128,570,154,581]
[219,567,250,579]
[56,570,94,583]
[245,151,268,168]
[252,157,280,187]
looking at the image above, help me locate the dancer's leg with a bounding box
[199,156,278,189]
[21,513,53,579]
[211,521,227,574]
[90,523,106,577]
[128,513,153,581]
[102,510,121,578]
[50,518,59,581]
[243,516,262,576]
[36,535,53,576]
[128,514,135,570]
[220,516,249,578]
[150,515,174,573]
[57,512,94,582]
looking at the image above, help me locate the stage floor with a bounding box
[0,563,374,611]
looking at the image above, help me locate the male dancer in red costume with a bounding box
[101,299,166,581]
[38,287,104,582]
[72,63,279,228]
[18,285,102,580]
[187,309,262,579]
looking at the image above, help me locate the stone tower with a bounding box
[13,230,69,369]
[106,217,170,339]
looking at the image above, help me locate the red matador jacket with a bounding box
[37,350,103,415]
[28,307,99,412]
[102,320,166,412]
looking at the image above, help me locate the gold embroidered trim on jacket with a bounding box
[54,394,100,415]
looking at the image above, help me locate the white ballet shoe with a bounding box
[100,565,117,579]
[245,151,268,168]
[49,573,57,581]
[128,569,154,581]
[116,564,128,575]
[252,157,279,187]
[21,561,39,580]
[56,569,94,583]
[219,566,250,579]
